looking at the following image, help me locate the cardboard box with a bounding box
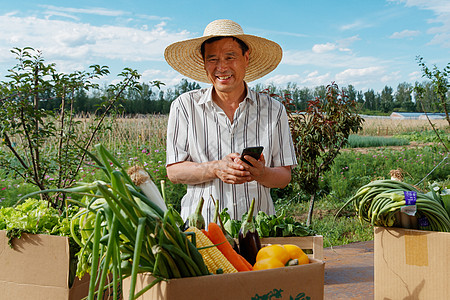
[0,230,89,300]
[123,258,324,300]
[374,227,450,300]
[260,235,323,260]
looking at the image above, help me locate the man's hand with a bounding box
[236,154,291,188]
[166,153,252,185]
[167,153,291,187]
[214,153,252,184]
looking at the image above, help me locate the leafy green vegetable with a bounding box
[219,208,315,238]
[0,198,80,286]
[254,211,315,237]
[0,198,78,246]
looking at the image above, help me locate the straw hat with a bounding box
[164,19,282,83]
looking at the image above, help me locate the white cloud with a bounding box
[380,71,402,86]
[39,5,171,23]
[312,42,336,53]
[0,14,192,69]
[336,66,384,80]
[340,20,373,31]
[408,70,422,82]
[283,49,380,69]
[264,71,332,88]
[392,0,450,13]
[141,68,185,87]
[303,71,332,86]
[337,35,360,49]
[334,66,392,90]
[40,5,127,17]
[258,29,308,38]
[311,36,360,54]
[263,74,303,85]
[390,29,421,39]
[44,10,80,21]
[392,0,450,47]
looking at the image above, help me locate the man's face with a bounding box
[203,37,249,94]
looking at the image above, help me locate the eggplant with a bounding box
[238,198,261,265]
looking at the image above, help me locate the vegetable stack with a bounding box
[185,226,238,274]
[29,144,211,300]
[253,244,309,270]
[340,179,450,232]
[207,222,253,272]
[238,198,262,265]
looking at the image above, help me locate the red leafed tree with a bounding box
[273,82,364,226]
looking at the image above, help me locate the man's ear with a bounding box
[244,50,250,68]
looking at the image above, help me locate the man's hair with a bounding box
[200,36,249,60]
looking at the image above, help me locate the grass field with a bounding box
[1,114,449,247]
[359,118,449,136]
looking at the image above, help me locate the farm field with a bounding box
[1,115,449,247]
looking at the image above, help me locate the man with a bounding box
[164,19,297,224]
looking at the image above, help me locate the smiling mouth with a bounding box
[216,75,232,80]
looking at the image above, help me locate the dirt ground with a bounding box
[343,141,438,154]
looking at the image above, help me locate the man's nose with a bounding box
[216,58,228,71]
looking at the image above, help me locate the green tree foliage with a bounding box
[415,56,450,126]
[0,47,145,208]
[257,80,445,115]
[173,78,202,99]
[20,77,201,115]
[414,81,441,112]
[395,82,415,112]
[364,89,377,111]
[356,90,365,106]
[380,86,394,113]
[280,82,364,226]
[344,84,357,102]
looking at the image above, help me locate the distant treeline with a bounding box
[253,81,447,115]
[36,78,447,115]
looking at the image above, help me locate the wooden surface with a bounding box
[323,240,374,300]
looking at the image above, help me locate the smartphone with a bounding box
[240,146,264,166]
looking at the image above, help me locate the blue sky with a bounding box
[0,0,449,93]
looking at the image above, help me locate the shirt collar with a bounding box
[197,82,254,105]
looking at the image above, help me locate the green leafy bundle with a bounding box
[25,144,210,300]
[339,179,450,232]
[220,209,315,239]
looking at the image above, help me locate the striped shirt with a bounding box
[166,84,297,224]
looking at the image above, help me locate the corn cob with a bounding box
[185,227,238,274]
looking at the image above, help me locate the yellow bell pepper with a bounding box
[253,244,309,270]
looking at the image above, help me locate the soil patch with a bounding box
[343,141,437,154]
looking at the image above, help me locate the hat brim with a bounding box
[164,34,282,83]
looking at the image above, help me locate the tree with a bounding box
[380,86,394,113]
[415,56,450,126]
[280,83,364,226]
[0,47,144,209]
[74,87,89,113]
[298,87,314,111]
[356,91,365,110]
[414,81,440,112]
[364,89,376,111]
[173,78,200,100]
[313,85,327,100]
[395,82,414,111]
[344,85,357,103]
